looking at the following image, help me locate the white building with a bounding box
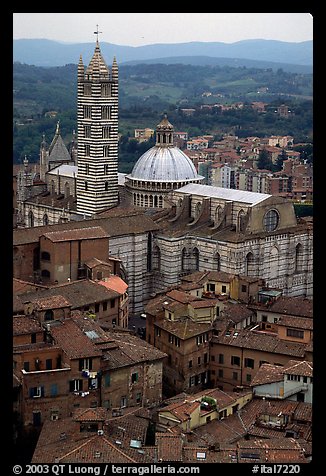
[251,360,313,403]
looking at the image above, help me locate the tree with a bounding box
[257,148,273,171]
[274,149,288,172]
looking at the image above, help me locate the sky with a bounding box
[13,13,313,46]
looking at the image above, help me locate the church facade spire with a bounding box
[76,32,119,215]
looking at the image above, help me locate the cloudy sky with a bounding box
[13,13,313,46]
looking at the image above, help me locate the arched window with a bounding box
[269,246,279,279]
[181,248,187,272]
[237,209,246,232]
[195,201,201,219]
[214,252,221,271]
[153,246,161,271]
[215,206,222,225]
[263,209,279,232]
[245,252,255,276]
[295,243,304,273]
[41,269,50,278]
[193,247,199,271]
[28,210,34,228]
[64,182,70,198]
[43,214,49,226]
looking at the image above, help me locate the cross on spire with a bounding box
[94,24,102,42]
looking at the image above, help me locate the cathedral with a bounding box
[14,38,313,316]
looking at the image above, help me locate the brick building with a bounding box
[13,309,166,429]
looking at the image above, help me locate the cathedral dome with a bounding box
[127,114,203,183]
[129,146,200,182]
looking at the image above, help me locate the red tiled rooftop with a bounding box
[98,276,128,295]
[43,226,109,242]
[50,319,102,359]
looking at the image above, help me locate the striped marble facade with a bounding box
[76,41,119,215]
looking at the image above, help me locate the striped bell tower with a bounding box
[76,31,119,215]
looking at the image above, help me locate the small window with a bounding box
[189,360,193,368]
[244,358,254,369]
[241,284,247,292]
[286,328,304,339]
[79,358,92,371]
[44,309,54,321]
[219,354,224,364]
[46,359,52,370]
[50,383,58,397]
[231,355,240,366]
[131,372,138,383]
[70,379,83,392]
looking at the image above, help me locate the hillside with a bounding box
[13,38,313,71]
[13,61,313,171]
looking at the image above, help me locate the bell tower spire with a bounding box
[76,28,119,216]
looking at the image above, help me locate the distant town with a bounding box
[13,37,313,466]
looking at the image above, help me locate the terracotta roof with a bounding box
[156,318,211,340]
[282,360,313,377]
[293,402,312,423]
[156,433,183,461]
[26,294,71,310]
[189,300,217,309]
[43,226,108,242]
[31,417,137,463]
[278,315,313,330]
[160,400,200,422]
[251,363,284,386]
[25,193,77,210]
[13,210,159,246]
[50,319,102,359]
[269,296,313,318]
[102,331,167,369]
[166,289,198,303]
[13,316,43,335]
[98,276,128,295]
[18,279,120,309]
[237,438,306,463]
[73,407,108,422]
[13,278,48,295]
[212,328,308,357]
[221,302,255,323]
